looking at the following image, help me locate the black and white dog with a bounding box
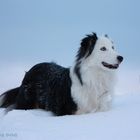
[0,33,123,116]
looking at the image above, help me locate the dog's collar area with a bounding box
[102,62,119,69]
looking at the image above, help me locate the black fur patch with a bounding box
[15,63,77,116]
[0,88,19,107]
[74,33,98,85]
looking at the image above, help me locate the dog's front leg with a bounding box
[98,91,113,112]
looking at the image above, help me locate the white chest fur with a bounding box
[70,66,116,115]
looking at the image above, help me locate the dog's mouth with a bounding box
[102,62,119,69]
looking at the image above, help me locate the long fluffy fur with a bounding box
[0,33,123,116]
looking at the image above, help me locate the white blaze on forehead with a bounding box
[96,36,114,48]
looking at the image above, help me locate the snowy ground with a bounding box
[0,93,140,140]
[0,66,140,140]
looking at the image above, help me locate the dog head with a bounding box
[76,33,123,71]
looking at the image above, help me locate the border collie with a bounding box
[0,33,123,116]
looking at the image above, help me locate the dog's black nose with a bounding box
[117,56,123,63]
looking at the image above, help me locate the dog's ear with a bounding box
[105,34,108,38]
[76,33,98,61]
[74,33,98,85]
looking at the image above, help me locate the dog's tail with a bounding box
[0,87,19,109]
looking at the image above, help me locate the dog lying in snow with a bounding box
[0,33,123,116]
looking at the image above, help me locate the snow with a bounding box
[0,66,140,140]
[0,93,140,140]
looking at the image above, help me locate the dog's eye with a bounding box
[100,47,107,51]
[112,46,114,50]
